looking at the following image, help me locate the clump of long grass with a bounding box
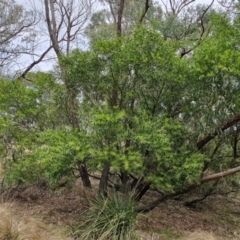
[0,205,18,240]
[0,203,70,240]
[76,192,139,240]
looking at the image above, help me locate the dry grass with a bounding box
[136,230,218,240]
[1,180,240,240]
[0,203,71,240]
[180,231,218,240]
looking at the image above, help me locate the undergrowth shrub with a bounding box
[76,192,139,240]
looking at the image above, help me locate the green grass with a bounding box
[75,192,139,240]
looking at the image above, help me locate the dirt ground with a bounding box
[1,180,240,240]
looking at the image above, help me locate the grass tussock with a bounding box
[0,203,70,240]
[75,192,139,240]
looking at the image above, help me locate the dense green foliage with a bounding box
[1,0,240,219]
[1,28,207,193]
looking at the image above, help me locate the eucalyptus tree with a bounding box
[87,0,215,58]
[0,0,37,74]
[86,0,161,39]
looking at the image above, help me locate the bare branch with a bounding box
[0,0,38,68]
[177,0,195,14]
[138,0,151,24]
[20,45,53,78]
[108,0,117,24]
[161,0,196,15]
[201,166,240,183]
[198,0,214,41]
[180,0,214,58]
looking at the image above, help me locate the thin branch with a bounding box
[197,112,240,150]
[180,0,214,57]
[20,45,53,78]
[108,0,117,24]
[177,0,195,14]
[138,0,151,24]
[137,164,240,213]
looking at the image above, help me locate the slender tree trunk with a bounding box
[79,163,92,188]
[116,0,124,36]
[65,86,79,129]
[98,0,126,195]
[121,171,129,192]
[44,0,60,55]
[65,83,91,188]
[99,163,110,195]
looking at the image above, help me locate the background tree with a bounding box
[0,0,37,74]
[21,0,94,77]
[25,0,95,187]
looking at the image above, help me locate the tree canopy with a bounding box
[1,0,240,213]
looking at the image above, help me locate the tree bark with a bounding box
[138,0,150,24]
[117,0,125,36]
[44,0,61,55]
[201,166,240,183]
[79,163,92,188]
[99,163,110,195]
[134,182,151,202]
[120,171,128,190]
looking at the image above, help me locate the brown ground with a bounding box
[1,180,240,240]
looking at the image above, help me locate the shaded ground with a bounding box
[138,195,240,239]
[1,180,240,239]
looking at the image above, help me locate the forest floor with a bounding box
[1,179,240,240]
